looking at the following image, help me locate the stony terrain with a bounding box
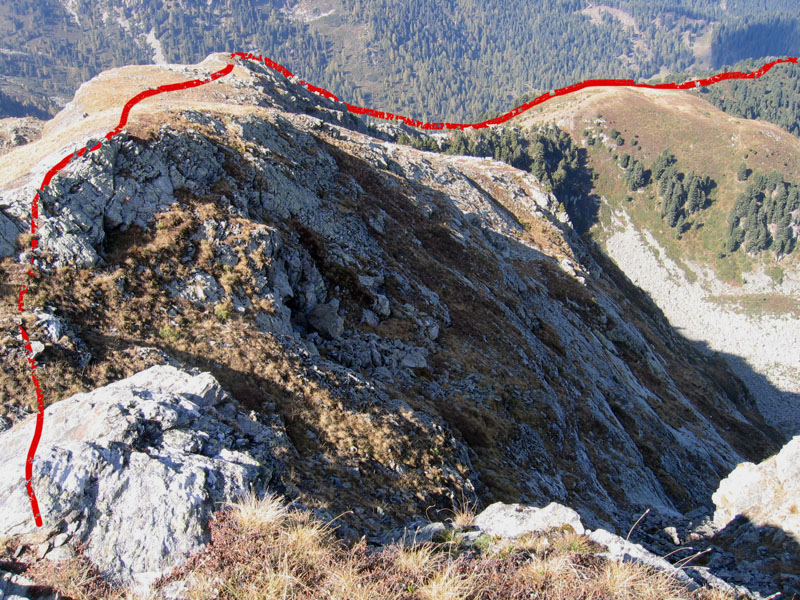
[0,117,43,156]
[604,206,800,434]
[0,54,795,596]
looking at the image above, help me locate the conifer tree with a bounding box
[737,161,749,181]
[651,150,676,181]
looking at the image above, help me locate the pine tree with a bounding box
[651,150,675,181]
[686,176,703,213]
[774,216,791,254]
[672,180,686,210]
[737,161,749,181]
[665,195,681,227]
[625,160,646,190]
[766,170,784,191]
[726,214,744,252]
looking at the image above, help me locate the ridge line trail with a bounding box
[13,51,799,526]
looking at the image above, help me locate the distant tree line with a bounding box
[710,16,800,69]
[4,0,800,121]
[695,59,800,137]
[396,125,593,228]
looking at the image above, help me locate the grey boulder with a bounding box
[474,501,585,538]
[307,299,344,339]
[0,365,285,588]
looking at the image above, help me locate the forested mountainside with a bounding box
[1,0,800,121]
[694,58,800,137]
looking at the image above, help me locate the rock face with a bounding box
[713,435,800,538]
[705,436,800,598]
[0,366,287,585]
[307,299,345,339]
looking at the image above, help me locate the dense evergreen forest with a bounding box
[1,0,799,121]
[396,125,596,231]
[695,59,800,137]
[727,169,800,256]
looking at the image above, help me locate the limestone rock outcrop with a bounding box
[705,436,800,598]
[0,366,287,586]
[474,501,585,538]
[713,435,800,538]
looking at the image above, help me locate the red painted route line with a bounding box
[18,51,798,527]
[18,63,234,527]
[232,51,798,130]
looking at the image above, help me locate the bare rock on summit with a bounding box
[0,365,287,587]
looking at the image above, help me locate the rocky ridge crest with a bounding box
[0,53,792,596]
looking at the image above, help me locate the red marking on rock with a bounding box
[231,53,797,130]
[17,51,798,528]
[17,62,234,527]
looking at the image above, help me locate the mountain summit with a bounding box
[0,54,793,596]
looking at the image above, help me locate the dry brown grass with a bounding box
[226,489,288,534]
[551,530,597,555]
[174,496,739,600]
[23,552,121,600]
[391,542,438,576]
[16,493,742,600]
[518,553,580,595]
[417,560,480,600]
[327,557,400,600]
[594,559,688,600]
[281,510,338,567]
[445,493,477,530]
[510,531,551,554]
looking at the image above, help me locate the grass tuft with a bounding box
[226,489,288,534]
[418,560,480,600]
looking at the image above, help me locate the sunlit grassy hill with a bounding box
[512,82,800,286]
